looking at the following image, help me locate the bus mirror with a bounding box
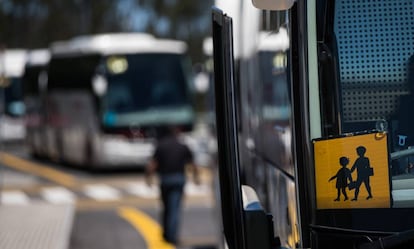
[251,0,295,10]
[92,74,108,96]
[194,72,210,94]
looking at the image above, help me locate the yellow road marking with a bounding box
[0,152,77,188]
[118,206,175,249]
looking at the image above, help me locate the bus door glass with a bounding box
[314,0,414,232]
[257,43,292,173]
[332,0,414,209]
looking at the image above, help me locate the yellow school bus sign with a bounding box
[313,132,391,209]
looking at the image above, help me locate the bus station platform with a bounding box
[0,203,74,249]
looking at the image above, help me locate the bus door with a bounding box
[212,7,278,249]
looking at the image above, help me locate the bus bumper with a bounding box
[96,137,155,167]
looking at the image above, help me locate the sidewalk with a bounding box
[0,203,74,249]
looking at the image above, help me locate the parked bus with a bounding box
[0,49,27,142]
[29,33,196,169]
[22,49,50,157]
[212,0,414,249]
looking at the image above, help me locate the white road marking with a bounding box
[1,190,30,205]
[84,184,121,201]
[125,182,159,198]
[125,181,210,198]
[184,182,211,196]
[41,187,76,204]
[0,180,211,205]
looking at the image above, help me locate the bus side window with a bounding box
[391,55,414,175]
[393,56,414,147]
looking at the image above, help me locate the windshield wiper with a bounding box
[358,229,414,249]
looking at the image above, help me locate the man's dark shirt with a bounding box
[153,135,193,175]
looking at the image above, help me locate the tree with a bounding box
[133,0,214,62]
[0,0,122,49]
[0,0,213,62]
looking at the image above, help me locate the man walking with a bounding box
[146,126,200,245]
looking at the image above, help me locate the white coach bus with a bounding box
[0,49,27,142]
[32,33,196,169]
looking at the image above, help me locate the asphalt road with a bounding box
[0,142,219,249]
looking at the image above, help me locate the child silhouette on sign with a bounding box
[351,146,373,201]
[329,156,353,201]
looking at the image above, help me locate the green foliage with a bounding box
[133,0,214,62]
[0,0,123,48]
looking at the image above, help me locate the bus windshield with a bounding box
[102,53,193,127]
